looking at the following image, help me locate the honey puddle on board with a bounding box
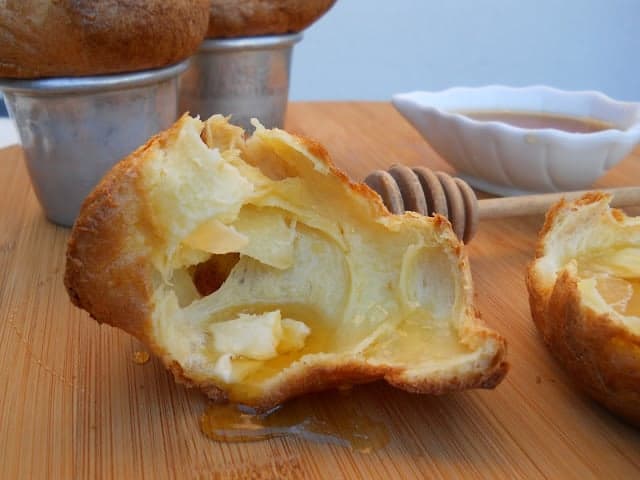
[200,388,390,452]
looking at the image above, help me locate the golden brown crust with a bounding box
[171,353,508,411]
[206,0,336,38]
[533,191,609,259]
[528,268,640,425]
[172,357,508,411]
[527,193,640,426]
[64,118,190,342]
[0,0,209,78]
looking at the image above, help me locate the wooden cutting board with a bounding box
[1,102,639,479]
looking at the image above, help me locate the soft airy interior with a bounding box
[142,116,476,400]
[577,247,640,324]
[537,197,640,334]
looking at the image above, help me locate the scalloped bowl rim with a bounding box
[392,85,640,139]
[391,85,640,195]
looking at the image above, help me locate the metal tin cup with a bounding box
[0,60,188,227]
[179,33,302,130]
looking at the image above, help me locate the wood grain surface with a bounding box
[1,102,639,479]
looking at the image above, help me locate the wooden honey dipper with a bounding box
[364,164,640,243]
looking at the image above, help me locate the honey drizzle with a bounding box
[133,351,150,364]
[200,389,390,452]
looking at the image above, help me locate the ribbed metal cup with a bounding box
[179,34,302,130]
[0,60,188,227]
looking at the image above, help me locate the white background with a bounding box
[290,0,640,101]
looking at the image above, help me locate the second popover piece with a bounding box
[527,193,640,425]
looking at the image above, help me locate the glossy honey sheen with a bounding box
[200,388,390,452]
[457,110,619,133]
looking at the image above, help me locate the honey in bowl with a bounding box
[456,110,620,133]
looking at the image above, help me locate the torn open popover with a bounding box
[527,193,640,425]
[65,115,507,408]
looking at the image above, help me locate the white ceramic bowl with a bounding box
[392,86,640,195]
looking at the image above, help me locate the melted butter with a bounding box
[200,389,390,452]
[204,303,336,399]
[199,304,466,402]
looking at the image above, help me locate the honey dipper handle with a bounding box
[478,186,640,219]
